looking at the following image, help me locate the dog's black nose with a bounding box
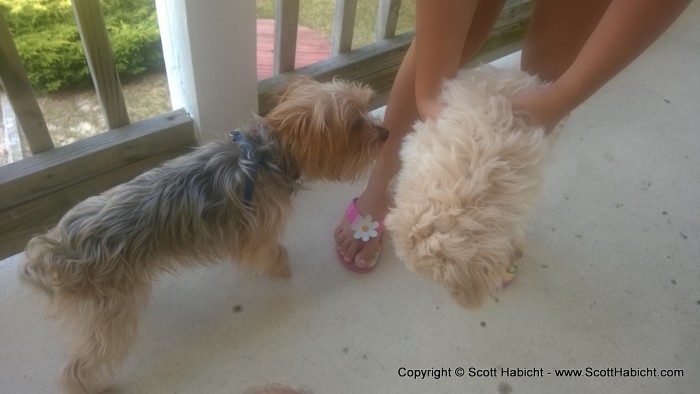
[375,125,389,141]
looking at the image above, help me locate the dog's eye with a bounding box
[351,117,366,133]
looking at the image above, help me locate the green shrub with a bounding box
[1,0,163,92]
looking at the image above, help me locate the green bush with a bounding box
[1,0,163,92]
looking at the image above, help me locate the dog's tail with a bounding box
[18,233,61,297]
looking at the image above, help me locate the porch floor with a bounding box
[1,3,699,393]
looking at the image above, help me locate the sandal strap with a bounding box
[501,261,520,289]
[345,198,385,234]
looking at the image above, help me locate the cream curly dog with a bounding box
[386,65,559,309]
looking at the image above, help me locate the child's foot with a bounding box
[334,195,387,273]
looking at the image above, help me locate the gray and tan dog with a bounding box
[19,76,387,394]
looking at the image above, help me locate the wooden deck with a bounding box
[256,19,331,80]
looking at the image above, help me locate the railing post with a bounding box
[274,0,300,75]
[0,11,54,154]
[72,0,130,130]
[376,0,402,41]
[155,0,258,142]
[331,0,358,55]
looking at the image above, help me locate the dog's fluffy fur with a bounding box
[19,76,387,393]
[386,65,556,309]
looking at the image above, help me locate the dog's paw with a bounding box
[264,245,292,279]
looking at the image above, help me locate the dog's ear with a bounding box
[270,74,317,106]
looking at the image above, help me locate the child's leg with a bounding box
[516,0,690,131]
[334,0,506,269]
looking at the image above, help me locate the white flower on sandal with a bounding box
[351,215,380,242]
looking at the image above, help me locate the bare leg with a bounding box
[515,0,690,131]
[521,0,612,83]
[334,0,505,270]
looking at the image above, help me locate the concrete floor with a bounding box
[2,3,699,394]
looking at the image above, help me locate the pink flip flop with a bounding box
[336,199,384,273]
[501,261,519,289]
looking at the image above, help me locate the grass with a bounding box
[32,69,172,147]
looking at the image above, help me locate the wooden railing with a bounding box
[0,12,54,156]
[0,1,195,259]
[258,0,533,114]
[0,0,533,260]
